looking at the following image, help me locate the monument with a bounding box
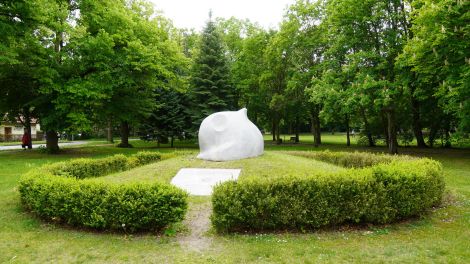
[197,108,264,161]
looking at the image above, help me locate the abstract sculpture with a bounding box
[197,108,264,161]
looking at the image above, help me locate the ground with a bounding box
[1,135,469,263]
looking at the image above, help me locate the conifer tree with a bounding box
[189,13,236,131]
[138,88,192,147]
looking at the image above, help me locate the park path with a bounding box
[0,141,86,151]
[178,201,213,252]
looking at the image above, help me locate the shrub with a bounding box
[287,150,413,168]
[42,154,130,179]
[211,154,445,233]
[18,152,187,232]
[133,151,162,166]
[42,152,161,179]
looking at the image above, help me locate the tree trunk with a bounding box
[275,119,281,144]
[444,126,452,148]
[26,124,32,149]
[345,115,350,147]
[310,106,321,147]
[361,108,375,147]
[107,119,114,143]
[272,120,276,141]
[118,121,132,148]
[411,98,427,147]
[314,120,321,147]
[171,136,174,148]
[386,109,398,154]
[295,117,300,143]
[46,130,59,153]
[381,111,390,148]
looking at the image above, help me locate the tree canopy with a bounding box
[1,0,468,152]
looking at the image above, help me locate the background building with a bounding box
[0,119,42,142]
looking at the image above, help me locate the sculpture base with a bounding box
[170,168,241,195]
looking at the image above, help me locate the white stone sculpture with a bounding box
[197,108,264,161]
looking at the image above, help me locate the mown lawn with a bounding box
[1,136,469,263]
[100,151,344,184]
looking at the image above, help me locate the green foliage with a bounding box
[287,150,413,168]
[17,152,186,232]
[138,88,192,145]
[189,15,236,131]
[211,154,445,232]
[216,18,270,127]
[399,0,470,133]
[1,0,188,151]
[132,151,162,167]
[42,152,161,179]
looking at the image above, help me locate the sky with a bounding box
[149,0,295,31]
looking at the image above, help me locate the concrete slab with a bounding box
[171,168,241,196]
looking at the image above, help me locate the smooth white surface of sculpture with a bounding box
[197,108,264,161]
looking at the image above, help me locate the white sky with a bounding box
[149,0,295,31]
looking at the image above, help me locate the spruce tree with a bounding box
[138,88,192,147]
[189,13,236,131]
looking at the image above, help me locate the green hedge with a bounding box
[287,150,413,168]
[42,151,161,179]
[212,153,445,232]
[18,152,187,232]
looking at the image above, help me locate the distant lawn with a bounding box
[1,138,469,263]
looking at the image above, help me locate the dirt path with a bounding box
[177,201,213,252]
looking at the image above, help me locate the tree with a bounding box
[399,0,470,146]
[138,88,191,147]
[64,0,186,148]
[0,0,78,152]
[215,18,271,129]
[0,0,42,147]
[189,13,236,132]
[283,0,328,146]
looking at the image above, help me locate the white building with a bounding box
[0,119,42,142]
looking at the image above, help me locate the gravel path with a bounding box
[178,201,213,252]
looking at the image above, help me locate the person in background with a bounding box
[21,129,32,150]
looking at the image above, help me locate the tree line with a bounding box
[1,0,468,153]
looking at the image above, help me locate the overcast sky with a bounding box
[149,0,294,31]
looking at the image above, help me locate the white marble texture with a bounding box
[170,168,241,195]
[197,108,264,161]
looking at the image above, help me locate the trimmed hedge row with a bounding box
[287,150,413,168]
[212,153,445,232]
[42,151,161,179]
[18,152,188,232]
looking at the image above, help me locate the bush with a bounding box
[42,152,161,179]
[211,153,445,232]
[133,151,162,166]
[287,150,412,168]
[18,152,187,232]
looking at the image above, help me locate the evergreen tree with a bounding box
[138,88,192,147]
[189,13,236,131]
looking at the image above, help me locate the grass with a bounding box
[1,135,469,263]
[100,151,344,184]
[0,140,47,146]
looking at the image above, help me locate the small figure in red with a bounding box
[21,129,32,150]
